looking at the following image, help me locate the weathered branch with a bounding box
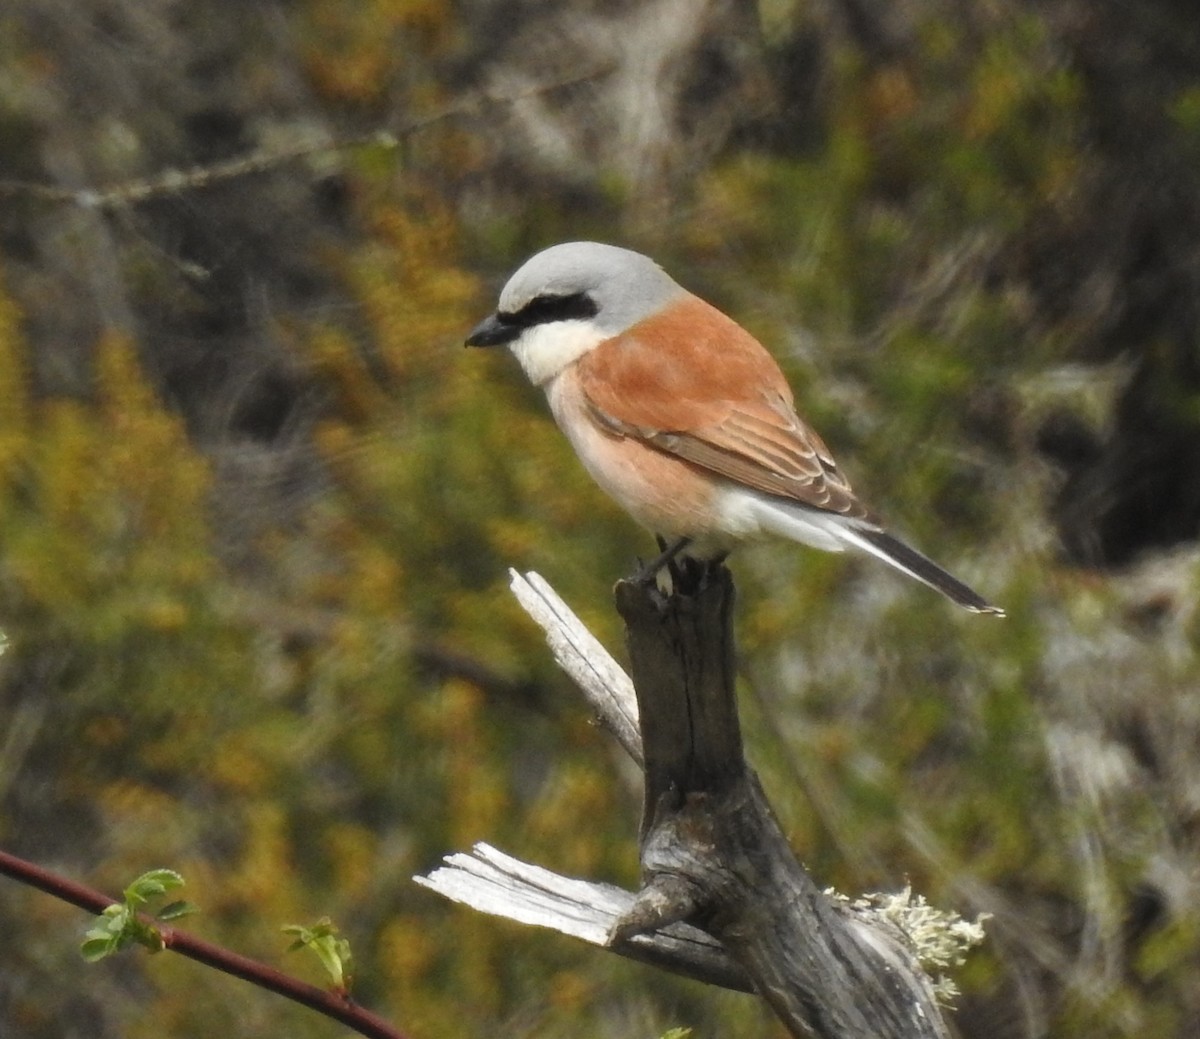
[507,569,641,764]
[416,842,751,991]
[612,566,950,1039]
[422,568,978,1038]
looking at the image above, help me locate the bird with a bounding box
[466,241,1003,615]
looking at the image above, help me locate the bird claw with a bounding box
[632,536,692,587]
[630,537,725,599]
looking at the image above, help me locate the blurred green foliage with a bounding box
[1,1,1199,1038]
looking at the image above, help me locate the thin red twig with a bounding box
[0,848,409,1039]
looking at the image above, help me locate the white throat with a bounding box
[508,321,605,386]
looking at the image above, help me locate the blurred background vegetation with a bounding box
[1,1,1198,1036]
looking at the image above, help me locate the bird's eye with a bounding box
[504,292,598,328]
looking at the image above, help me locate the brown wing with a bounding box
[575,294,871,520]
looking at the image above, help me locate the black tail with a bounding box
[847,527,1005,616]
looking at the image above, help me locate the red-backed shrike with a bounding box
[467,241,1003,615]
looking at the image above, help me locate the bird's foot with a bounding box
[632,536,692,590]
[632,537,731,600]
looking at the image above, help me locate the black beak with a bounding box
[465,313,520,348]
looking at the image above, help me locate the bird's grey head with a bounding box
[465,242,686,384]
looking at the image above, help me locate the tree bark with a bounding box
[610,566,950,1039]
